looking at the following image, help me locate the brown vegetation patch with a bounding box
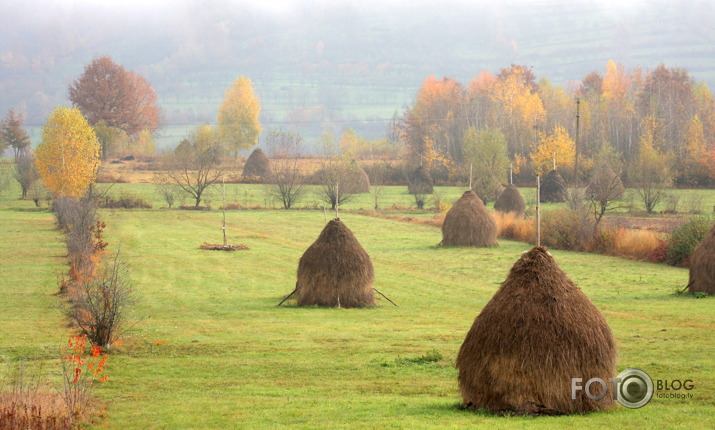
[199,242,250,251]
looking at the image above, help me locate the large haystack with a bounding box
[296,218,375,308]
[541,170,568,203]
[457,247,617,415]
[407,165,434,194]
[242,148,271,180]
[688,223,715,295]
[441,191,497,247]
[494,184,526,216]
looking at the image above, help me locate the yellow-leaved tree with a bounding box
[217,76,262,158]
[35,106,100,198]
[530,125,575,175]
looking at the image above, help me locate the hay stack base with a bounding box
[688,223,715,294]
[457,247,617,415]
[295,218,375,308]
[441,191,497,247]
[200,242,249,251]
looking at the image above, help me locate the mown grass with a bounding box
[0,186,713,429]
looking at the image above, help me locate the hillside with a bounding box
[1,0,714,148]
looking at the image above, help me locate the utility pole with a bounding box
[575,97,580,186]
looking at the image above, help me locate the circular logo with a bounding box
[616,368,654,409]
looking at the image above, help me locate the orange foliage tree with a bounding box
[530,125,575,175]
[35,107,100,198]
[69,56,159,137]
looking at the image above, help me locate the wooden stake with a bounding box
[553,152,556,171]
[536,175,541,247]
[510,162,513,185]
[222,178,227,247]
[277,285,299,306]
[373,287,398,307]
[323,206,327,224]
[469,163,473,190]
[335,182,339,219]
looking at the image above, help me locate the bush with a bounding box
[98,191,152,209]
[540,208,594,251]
[666,216,714,266]
[493,211,535,243]
[52,196,99,280]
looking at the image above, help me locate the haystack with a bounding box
[295,218,375,307]
[457,247,617,415]
[242,148,271,180]
[408,165,434,194]
[441,191,497,247]
[494,184,525,216]
[540,170,568,203]
[688,223,715,295]
[345,160,371,193]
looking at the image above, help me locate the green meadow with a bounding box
[0,184,713,429]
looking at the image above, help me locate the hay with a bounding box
[296,218,375,307]
[408,165,434,194]
[688,223,715,294]
[457,247,617,415]
[494,184,525,216]
[441,191,497,247]
[242,148,271,179]
[540,170,568,203]
[345,161,371,193]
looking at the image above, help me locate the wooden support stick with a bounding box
[277,286,299,306]
[373,287,398,307]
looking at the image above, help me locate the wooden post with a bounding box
[222,178,227,247]
[335,182,339,219]
[575,97,580,186]
[510,162,513,185]
[536,175,541,247]
[323,206,327,224]
[469,163,473,190]
[553,152,556,171]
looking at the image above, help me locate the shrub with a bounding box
[66,251,137,348]
[493,211,535,243]
[52,196,99,281]
[612,228,661,261]
[98,191,152,209]
[666,216,715,266]
[540,208,594,251]
[57,335,108,419]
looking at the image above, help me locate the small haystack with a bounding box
[457,247,617,415]
[688,223,715,295]
[408,165,434,194]
[494,184,526,216]
[540,170,568,203]
[295,218,375,308]
[441,191,497,247]
[345,160,371,193]
[242,148,271,180]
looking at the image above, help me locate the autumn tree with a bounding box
[530,125,575,175]
[266,130,305,209]
[69,56,160,141]
[1,109,32,157]
[681,115,710,185]
[163,125,227,207]
[35,107,100,198]
[631,120,672,213]
[217,76,262,158]
[463,127,509,202]
[14,150,40,199]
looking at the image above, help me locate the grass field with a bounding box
[1,185,714,429]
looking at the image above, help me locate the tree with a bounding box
[1,109,31,157]
[266,130,305,209]
[93,120,129,160]
[530,125,575,175]
[163,125,226,207]
[217,76,262,158]
[631,137,672,214]
[463,127,509,202]
[681,115,710,185]
[35,107,100,199]
[13,150,40,198]
[585,144,625,230]
[69,56,159,138]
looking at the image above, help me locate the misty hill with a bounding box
[1,0,714,150]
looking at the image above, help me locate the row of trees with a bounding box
[398,61,715,187]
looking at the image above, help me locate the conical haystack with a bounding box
[688,223,715,294]
[242,148,271,179]
[296,218,375,308]
[494,184,526,216]
[441,190,497,247]
[541,170,568,203]
[408,165,434,194]
[345,161,371,193]
[457,247,617,415]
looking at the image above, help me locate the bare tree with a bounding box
[631,143,672,214]
[266,130,305,209]
[13,150,40,198]
[368,161,391,210]
[586,166,626,231]
[162,126,227,207]
[67,250,137,349]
